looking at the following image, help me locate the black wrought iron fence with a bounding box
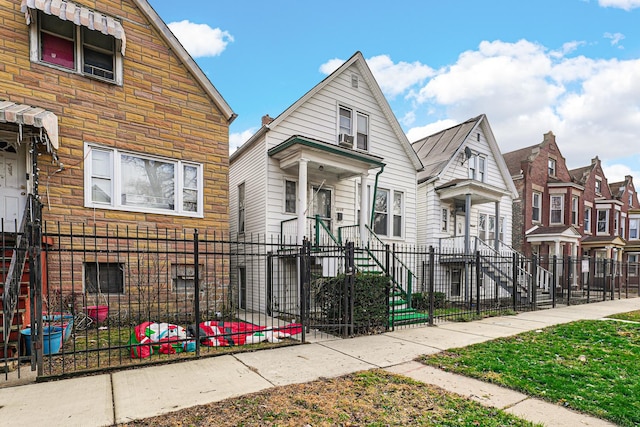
[3,221,639,384]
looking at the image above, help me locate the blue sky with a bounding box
[147,0,640,182]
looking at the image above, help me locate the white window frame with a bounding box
[441,208,449,232]
[478,214,487,241]
[238,182,245,233]
[629,192,634,207]
[29,11,123,85]
[630,218,639,240]
[468,154,486,182]
[571,196,579,226]
[548,158,556,177]
[595,178,602,195]
[284,179,297,214]
[364,187,404,238]
[621,214,627,239]
[84,144,203,217]
[550,195,564,225]
[614,211,620,236]
[532,192,541,223]
[584,207,591,233]
[356,112,369,151]
[596,209,609,235]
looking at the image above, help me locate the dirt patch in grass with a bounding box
[119,370,538,427]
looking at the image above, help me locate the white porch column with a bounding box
[297,158,309,245]
[494,200,500,252]
[359,173,368,245]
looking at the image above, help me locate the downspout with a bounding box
[369,165,385,229]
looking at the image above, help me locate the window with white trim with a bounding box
[339,106,352,136]
[356,113,369,150]
[285,180,296,213]
[238,183,245,233]
[614,211,620,236]
[441,208,449,232]
[31,11,123,84]
[85,145,203,216]
[468,154,486,182]
[571,196,579,226]
[629,254,639,276]
[584,207,591,233]
[392,191,403,237]
[630,219,639,240]
[548,158,556,177]
[532,192,541,222]
[550,195,564,224]
[478,214,487,241]
[365,187,403,238]
[621,215,626,239]
[595,178,602,195]
[597,209,608,234]
[629,192,634,207]
[338,105,369,151]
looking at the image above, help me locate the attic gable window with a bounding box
[548,158,556,177]
[23,1,125,85]
[338,105,369,151]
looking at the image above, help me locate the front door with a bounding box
[312,186,332,233]
[0,145,27,232]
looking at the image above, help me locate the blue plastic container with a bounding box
[44,313,74,341]
[21,326,64,356]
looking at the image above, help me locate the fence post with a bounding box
[603,259,608,302]
[428,246,435,326]
[532,255,539,309]
[299,239,311,341]
[566,256,571,307]
[475,251,481,316]
[610,259,615,301]
[385,244,392,331]
[511,252,517,311]
[193,229,200,357]
[345,241,355,337]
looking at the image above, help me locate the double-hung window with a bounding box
[550,195,564,224]
[584,207,591,233]
[285,180,296,214]
[468,154,486,182]
[441,208,449,232]
[595,179,602,195]
[571,196,579,226]
[339,107,352,136]
[238,183,245,233]
[548,158,556,177]
[597,209,608,234]
[630,219,639,240]
[85,145,203,216]
[369,188,403,237]
[532,192,541,222]
[356,113,369,150]
[27,6,125,85]
[338,105,369,151]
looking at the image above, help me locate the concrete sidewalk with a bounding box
[1,298,638,427]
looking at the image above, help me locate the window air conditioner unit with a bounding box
[338,133,354,147]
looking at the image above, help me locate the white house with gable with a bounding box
[411,115,520,300]
[229,51,423,316]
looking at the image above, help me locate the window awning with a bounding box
[0,100,59,152]
[21,0,126,55]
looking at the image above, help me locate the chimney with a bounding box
[261,114,274,126]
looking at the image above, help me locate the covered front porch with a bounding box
[268,135,385,245]
[436,178,511,254]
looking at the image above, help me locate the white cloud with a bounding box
[604,32,625,47]
[602,162,640,183]
[167,20,233,58]
[406,119,458,143]
[598,0,640,10]
[402,39,640,171]
[229,128,257,154]
[319,58,345,75]
[366,55,434,98]
[319,55,433,98]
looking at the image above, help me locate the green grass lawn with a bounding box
[419,314,640,426]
